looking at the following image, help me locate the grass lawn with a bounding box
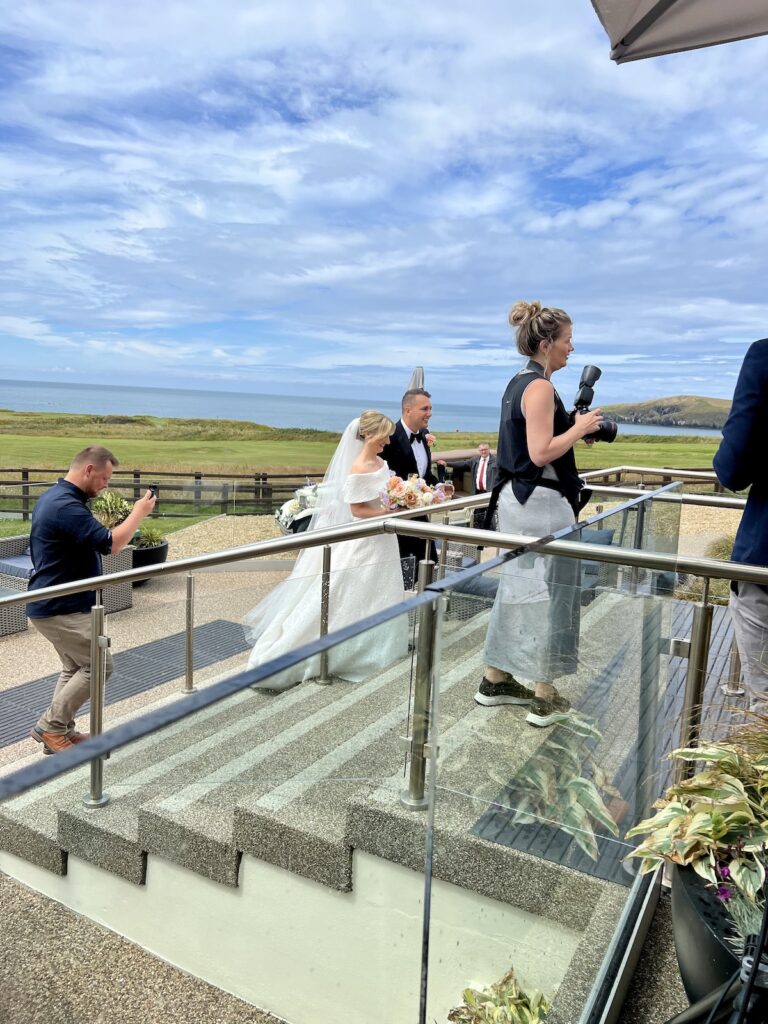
[0,409,721,475]
[0,515,217,541]
[0,431,719,476]
[0,433,339,474]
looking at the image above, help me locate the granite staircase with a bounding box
[0,593,647,1024]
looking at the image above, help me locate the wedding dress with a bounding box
[244,421,409,690]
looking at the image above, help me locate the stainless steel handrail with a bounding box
[586,485,745,509]
[0,482,753,815]
[0,490,758,611]
[581,465,720,482]
[389,519,768,585]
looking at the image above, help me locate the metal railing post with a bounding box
[676,595,714,783]
[438,514,449,577]
[184,572,196,693]
[21,468,30,521]
[629,501,646,593]
[401,560,437,810]
[635,596,662,819]
[83,600,110,808]
[721,637,745,697]
[316,545,333,684]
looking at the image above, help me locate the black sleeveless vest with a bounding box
[495,360,584,516]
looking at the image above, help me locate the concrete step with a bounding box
[0,592,645,925]
[0,592,659,1024]
[0,616,479,886]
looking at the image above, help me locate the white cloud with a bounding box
[0,1,765,404]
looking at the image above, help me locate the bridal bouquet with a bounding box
[381,473,449,511]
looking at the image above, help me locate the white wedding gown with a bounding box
[245,463,409,690]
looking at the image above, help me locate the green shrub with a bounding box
[133,523,167,548]
[675,534,735,605]
[90,490,132,529]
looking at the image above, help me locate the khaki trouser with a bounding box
[31,612,114,735]
[730,581,768,710]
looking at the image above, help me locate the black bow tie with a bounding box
[409,432,422,445]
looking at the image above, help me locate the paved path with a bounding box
[0,873,284,1024]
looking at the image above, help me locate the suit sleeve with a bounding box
[713,341,768,492]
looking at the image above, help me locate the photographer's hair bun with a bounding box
[509,299,571,357]
[508,300,541,330]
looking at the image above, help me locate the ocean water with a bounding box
[0,378,722,437]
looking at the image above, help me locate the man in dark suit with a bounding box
[453,443,497,528]
[381,388,448,588]
[713,337,768,710]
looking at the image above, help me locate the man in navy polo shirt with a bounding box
[28,446,155,754]
[713,338,768,710]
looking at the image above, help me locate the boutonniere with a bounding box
[425,433,436,447]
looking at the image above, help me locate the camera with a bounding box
[572,365,617,444]
[149,482,159,498]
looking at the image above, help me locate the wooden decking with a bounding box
[473,598,746,887]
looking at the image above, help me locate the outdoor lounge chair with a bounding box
[0,534,133,622]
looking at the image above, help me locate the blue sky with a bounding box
[1,1,766,407]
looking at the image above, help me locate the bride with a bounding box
[244,410,410,690]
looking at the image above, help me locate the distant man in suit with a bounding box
[453,443,497,528]
[713,337,768,710]
[381,388,448,588]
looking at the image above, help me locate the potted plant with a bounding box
[131,522,169,582]
[90,489,132,529]
[625,733,768,1001]
[448,966,550,1023]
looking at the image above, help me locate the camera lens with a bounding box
[593,419,617,444]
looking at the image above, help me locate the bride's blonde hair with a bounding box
[358,410,395,440]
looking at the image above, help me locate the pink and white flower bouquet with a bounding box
[381,473,449,512]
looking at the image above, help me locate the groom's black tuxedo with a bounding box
[382,423,443,588]
[382,422,439,486]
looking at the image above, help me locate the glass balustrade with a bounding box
[422,489,684,1022]
[0,483,755,1024]
[0,555,432,1024]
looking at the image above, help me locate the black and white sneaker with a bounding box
[474,676,534,707]
[525,694,572,728]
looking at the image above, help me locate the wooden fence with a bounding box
[0,468,324,520]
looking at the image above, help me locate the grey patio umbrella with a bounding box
[591,0,768,63]
[407,366,425,391]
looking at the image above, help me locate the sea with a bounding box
[0,378,722,438]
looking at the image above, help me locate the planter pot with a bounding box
[671,864,739,1003]
[132,540,169,585]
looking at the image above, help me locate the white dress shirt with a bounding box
[401,418,428,477]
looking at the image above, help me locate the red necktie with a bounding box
[478,458,486,492]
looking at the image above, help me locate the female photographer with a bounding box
[476,300,603,727]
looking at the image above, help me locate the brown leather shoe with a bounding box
[31,727,75,754]
[67,731,91,744]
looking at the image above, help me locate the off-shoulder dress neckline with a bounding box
[349,461,388,477]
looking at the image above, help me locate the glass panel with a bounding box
[0,558,434,1023]
[574,484,682,603]
[427,530,680,1021]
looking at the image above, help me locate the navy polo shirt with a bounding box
[27,479,113,618]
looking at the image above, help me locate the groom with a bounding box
[382,388,447,588]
